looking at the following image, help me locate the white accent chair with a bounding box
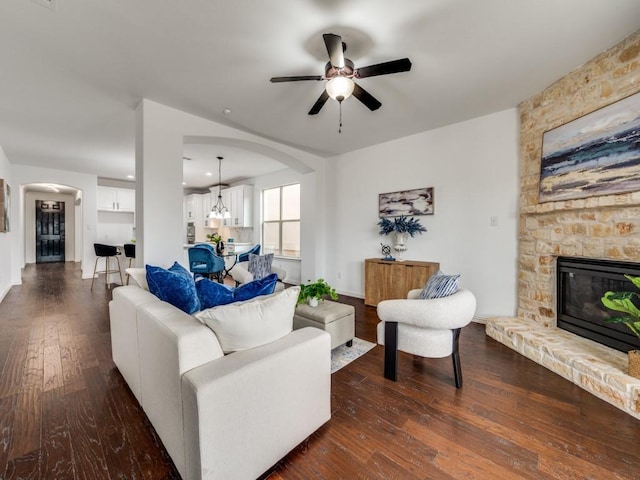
[376,288,476,387]
[230,261,287,291]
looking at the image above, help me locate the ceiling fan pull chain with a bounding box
[339,101,343,134]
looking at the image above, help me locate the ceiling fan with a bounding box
[270,33,412,116]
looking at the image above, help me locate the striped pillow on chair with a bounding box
[419,270,460,299]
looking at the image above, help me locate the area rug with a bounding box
[331,337,376,374]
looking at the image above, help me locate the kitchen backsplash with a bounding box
[218,227,254,244]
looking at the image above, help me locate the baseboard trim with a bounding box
[0,283,12,304]
[336,289,363,299]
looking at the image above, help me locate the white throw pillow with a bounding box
[195,286,300,353]
[126,267,149,291]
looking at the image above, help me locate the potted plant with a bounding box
[377,215,427,260]
[297,278,338,307]
[206,233,225,254]
[206,233,221,244]
[601,274,640,378]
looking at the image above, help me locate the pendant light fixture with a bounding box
[209,156,230,219]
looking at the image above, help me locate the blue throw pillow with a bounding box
[419,270,460,299]
[196,273,278,309]
[234,273,278,302]
[196,278,235,309]
[146,262,200,314]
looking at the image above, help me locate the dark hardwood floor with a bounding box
[1,263,639,479]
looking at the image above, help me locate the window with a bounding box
[262,184,300,258]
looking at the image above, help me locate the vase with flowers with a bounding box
[206,233,224,254]
[377,215,427,261]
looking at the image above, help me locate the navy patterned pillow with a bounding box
[248,253,274,280]
[419,270,460,299]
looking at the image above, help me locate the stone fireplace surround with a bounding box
[487,302,640,421]
[486,31,640,419]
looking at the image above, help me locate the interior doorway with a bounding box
[36,200,65,263]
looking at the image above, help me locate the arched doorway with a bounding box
[23,183,83,266]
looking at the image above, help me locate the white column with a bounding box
[135,99,185,267]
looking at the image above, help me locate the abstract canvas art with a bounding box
[0,179,10,232]
[539,91,640,203]
[379,187,433,217]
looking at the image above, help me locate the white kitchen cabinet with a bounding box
[184,194,197,222]
[97,186,135,212]
[117,188,135,211]
[185,193,216,240]
[219,185,253,227]
[221,189,233,227]
[97,187,115,211]
[201,193,212,228]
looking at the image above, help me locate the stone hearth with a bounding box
[487,317,640,420]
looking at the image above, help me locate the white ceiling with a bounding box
[182,143,289,189]
[23,182,78,196]
[1,0,639,188]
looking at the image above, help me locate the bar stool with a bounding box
[91,243,123,290]
[123,243,136,284]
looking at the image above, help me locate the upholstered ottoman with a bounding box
[294,301,355,349]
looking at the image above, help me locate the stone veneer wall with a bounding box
[486,31,640,419]
[518,31,640,326]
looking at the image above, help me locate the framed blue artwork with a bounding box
[539,91,640,203]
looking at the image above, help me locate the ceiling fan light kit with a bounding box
[270,32,411,131]
[325,76,355,101]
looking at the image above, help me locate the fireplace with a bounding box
[557,256,640,352]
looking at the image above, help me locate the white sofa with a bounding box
[109,285,331,480]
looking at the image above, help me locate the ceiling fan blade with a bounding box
[352,83,382,111]
[308,90,329,115]
[270,75,323,83]
[323,33,345,68]
[355,58,412,79]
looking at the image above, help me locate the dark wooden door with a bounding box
[36,200,65,263]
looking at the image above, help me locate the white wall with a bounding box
[0,146,12,301]
[24,191,76,263]
[96,211,135,245]
[11,165,98,282]
[75,190,83,261]
[327,108,520,319]
[135,99,326,279]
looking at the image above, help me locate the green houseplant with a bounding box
[206,233,221,244]
[298,278,338,307]
[601,274,640,378]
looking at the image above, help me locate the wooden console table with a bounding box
[364,258,440,306]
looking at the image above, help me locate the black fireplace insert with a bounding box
[556,256,640,352]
